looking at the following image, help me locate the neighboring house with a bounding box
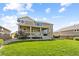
[11,32,17,39]
[53,24,79,38]
[17,16,53,39]
[0,26,11,40]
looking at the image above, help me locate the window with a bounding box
[36,22,43,26]
[77,29,79,31]
[21,20,24,23]
[43,34,48,36]
[75,29,77,31]
[24,28,26,30]
[74,29,79,32]
[43,29,48,34]
[17,19,20,22]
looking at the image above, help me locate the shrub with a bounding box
[74,37,79,41]
[53,35,60,38]
[16,30,29,39]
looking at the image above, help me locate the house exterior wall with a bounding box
[0,26,11,40]
[17,16,53,39]
[59,30,79,37]
[53,24,79,38]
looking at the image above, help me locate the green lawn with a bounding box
[0,39,3,44]
[1,39,79,56]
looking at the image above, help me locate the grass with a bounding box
[1,39,79,56]
[0,39,3,44]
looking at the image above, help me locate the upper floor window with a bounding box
[17,19,24,23]
[17,19,20,22]
[21,20,24,23]
[36,22,43,26]
[43,29,48,34]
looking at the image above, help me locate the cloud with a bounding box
[60,3,72,7]
[45,8,51,13]
[34,17,53,24]
[26,3,34,12]
[52,15,63,19]
[59,3,72,13]
[0,15,17,33]
[59,7,66,13]
[3,3,34,15]
[69,21,79,25]
[34,17,47,21]
[26,3,32,10]
[3,3,24,11]
[55,20,79,31]
[3,3,34,12]
[18,11,28,16]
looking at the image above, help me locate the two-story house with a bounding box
[17,16,53,39]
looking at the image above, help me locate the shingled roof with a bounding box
[0,26,11,32]
[58,24,79,31]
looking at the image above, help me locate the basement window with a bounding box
[77,29,79,31]
[24,28,26,30]
[75,30,77,31]
[43,34,48,36]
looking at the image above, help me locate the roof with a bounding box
[58,24,79,31]
[0,26,11,32]
[18,16,35,22]
[18,16,53,25]
[36,21,53,25]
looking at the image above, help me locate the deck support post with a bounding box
[30,26,32,39]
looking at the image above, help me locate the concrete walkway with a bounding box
[4,38,17,44]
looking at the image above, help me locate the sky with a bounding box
[0,3,79,33]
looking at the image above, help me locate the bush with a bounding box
[53,35,60,38]
[75,39,79,41]
[74,37,79,41]
[16,30,29,39]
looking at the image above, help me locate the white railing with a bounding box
[42,36,51,39]
[31,32,41,37]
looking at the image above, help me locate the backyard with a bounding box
[0,39,3,45]
[0,39,79,56]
